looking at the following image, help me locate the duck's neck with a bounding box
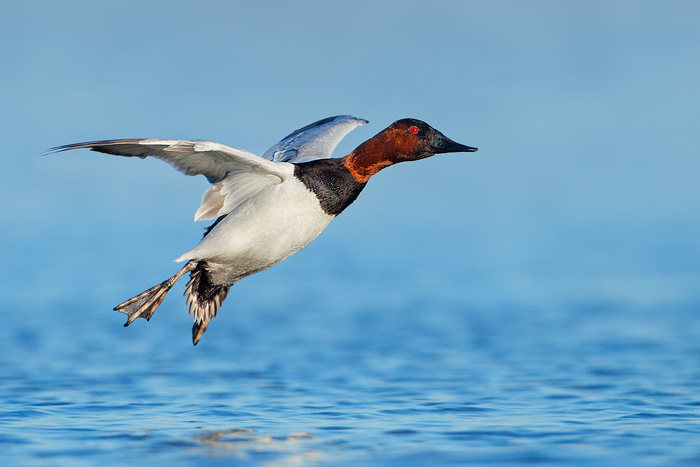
[343,138,396,183]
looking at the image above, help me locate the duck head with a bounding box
[344,118,477,183]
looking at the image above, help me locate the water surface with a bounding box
[2,227,699,466]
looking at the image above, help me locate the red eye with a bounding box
[410,126,418,134]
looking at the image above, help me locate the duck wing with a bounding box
[260,115,368,163]
[51,139,294,221]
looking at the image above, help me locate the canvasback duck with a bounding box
[53,116,477,344]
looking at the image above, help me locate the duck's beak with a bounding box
[431,130,478,154]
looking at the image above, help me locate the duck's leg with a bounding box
[115,261,197,326]
[184,263,230,345]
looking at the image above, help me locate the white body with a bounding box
[176,175,335,285]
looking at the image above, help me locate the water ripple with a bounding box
[2,292,700,465]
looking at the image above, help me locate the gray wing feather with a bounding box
[51,139,289,184]
[260,115,368,163]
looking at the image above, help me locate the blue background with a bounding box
[2,1,700,465]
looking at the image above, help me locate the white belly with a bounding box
[175,178,334,284]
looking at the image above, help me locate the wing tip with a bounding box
[45,139,149,155]
[278,115,369,143]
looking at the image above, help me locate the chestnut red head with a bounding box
[386,118,477,161]
[344,118,477,182]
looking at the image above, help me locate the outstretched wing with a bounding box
[51,139,294,221]
[51,139,290,184]
[260,115,368,163]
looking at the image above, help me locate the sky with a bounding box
[1,1,699,306]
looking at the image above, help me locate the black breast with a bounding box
[294,159,367,216]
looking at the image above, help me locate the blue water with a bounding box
[2,218,700,466]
